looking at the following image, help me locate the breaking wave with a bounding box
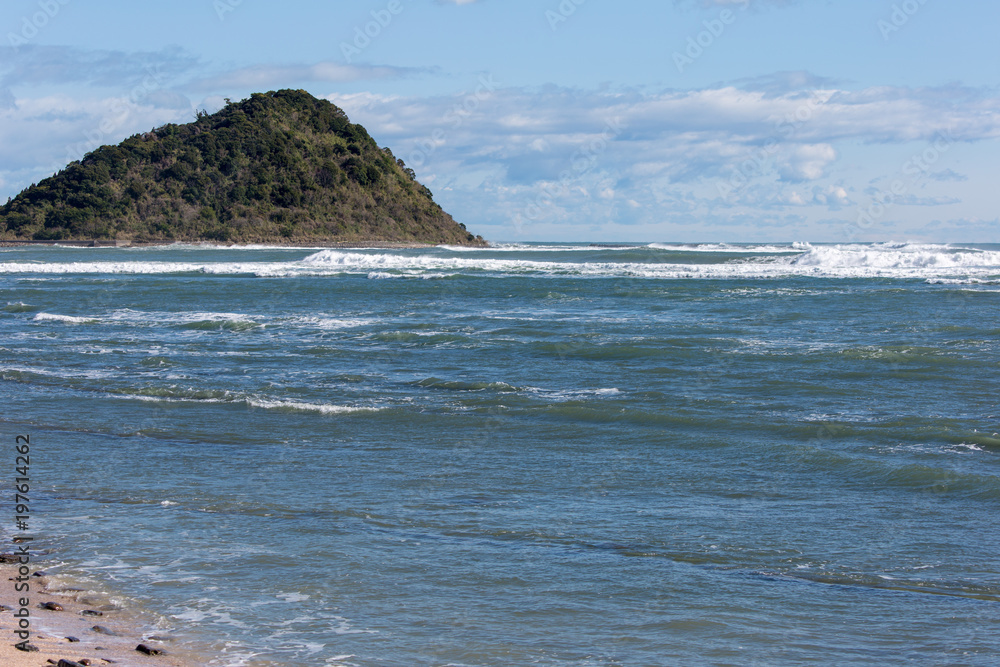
[2,242,998,281]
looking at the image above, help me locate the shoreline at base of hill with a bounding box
[0,239,488,249]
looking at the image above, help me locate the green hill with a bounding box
[0,89,486,246]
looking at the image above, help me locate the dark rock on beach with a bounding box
[15,641,39,651]
[91,624,117,635]
[81,609,104,616]
[135,643,165,656]
[56,659,87,667]
[40,601,65,611]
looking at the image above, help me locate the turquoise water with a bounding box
[1,242,999,666]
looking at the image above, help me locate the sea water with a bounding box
[1,242,998,666]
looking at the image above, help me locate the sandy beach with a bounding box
[1,561,204,667]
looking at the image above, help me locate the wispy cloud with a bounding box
[0,45,198,89]
[3,53,996,238]
[330,80,1000,184]
[928,169,968,182]
[0,45,411,98]
[325,78,999,234]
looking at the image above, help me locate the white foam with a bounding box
[325,656,359,666]
[526,386,622,401]
[103,309,372,331]
[172,609,209,623]
[366,271,455,280]
[792,242,1000,271]
[950,443,986,453]
[330,616,377,635]
[5,242,1000,281]
[33,312,95,323]
[648,242,799,253]
[302,250,611,275]
[472,243,625,252]
[287,316,372,330]
[926,277,1000,285]
[115,391,381,415]
[245,399,382,415]
[298,244,1000,280]
[0,260,291,275]
[437,244,487,252]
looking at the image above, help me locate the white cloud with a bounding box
[811,185,851,208]
[928,169,968,182]
[323,78,1000,236]
[0,94,190,186]
[777,144,837,181]
[0,45,198,90]
[0,87,16,110]
[4,71,998,240]
[327,81,1000,188]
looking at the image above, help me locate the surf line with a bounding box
[11,434,34,652]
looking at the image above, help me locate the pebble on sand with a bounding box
[136,643,165,656]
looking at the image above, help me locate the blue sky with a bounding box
[1,0,998,242]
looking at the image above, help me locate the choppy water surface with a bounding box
[1,242,999,666]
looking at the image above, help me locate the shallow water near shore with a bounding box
[2,241,999,665]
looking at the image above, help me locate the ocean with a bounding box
[1,241,998,666]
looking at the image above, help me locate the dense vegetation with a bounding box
[0,89,486,245]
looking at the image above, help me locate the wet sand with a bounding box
[1,562,205,667]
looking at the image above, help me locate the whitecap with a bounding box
[792,242,1000,272]
[326,656,359,666]
[949,443,986,453]
[288,316,373,330]
[6,242,1000,281]
[33,312,96,324]
[245,398,382,415]
[649,242,799,253]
